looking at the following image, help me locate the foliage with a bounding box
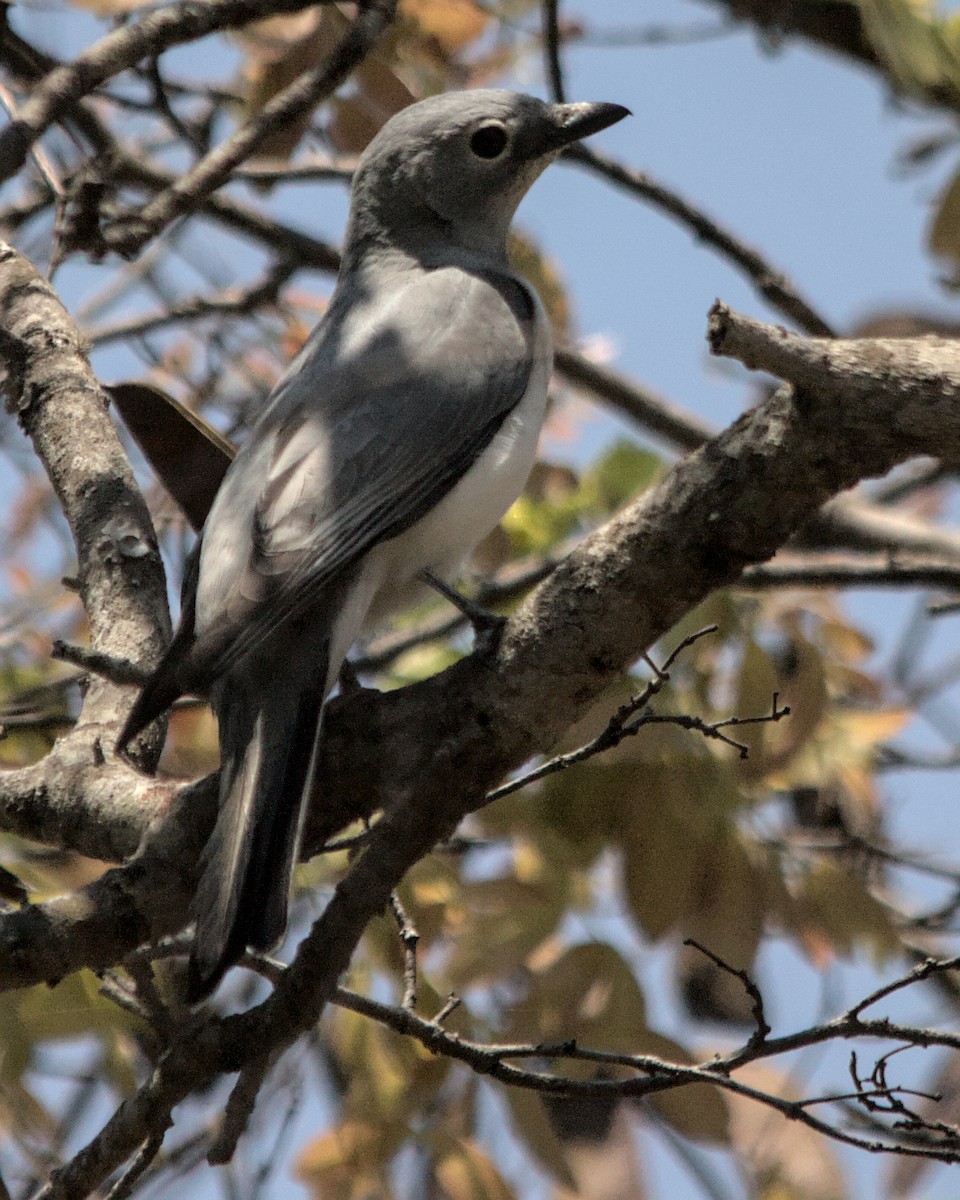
[4,1,960,1198]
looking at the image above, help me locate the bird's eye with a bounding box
[470,123,509,159]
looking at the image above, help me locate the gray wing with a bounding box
[190,264,538,678]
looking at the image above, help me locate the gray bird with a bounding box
[118,89,629,1000]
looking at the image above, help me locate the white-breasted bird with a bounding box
[118,89,629,1000]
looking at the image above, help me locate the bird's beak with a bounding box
[542,100,631,151]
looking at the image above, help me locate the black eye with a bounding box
[470,123,508,159]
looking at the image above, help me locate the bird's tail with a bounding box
[116,628,195,755]
[186,664,326,1002]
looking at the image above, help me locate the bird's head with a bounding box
[344,89,629,263]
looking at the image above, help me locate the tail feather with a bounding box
[117,583,199,753]
[186,657,327,1002]
[116,648,187,753]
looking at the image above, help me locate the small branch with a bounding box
[208,1054,271,1166]
[0,0,324,185]
[51,641,149,688]
[328,978,960,1165]
[566,147,834,337]
[86,259,297,347]
[741,552,960,591]
[432,994,462,1025]
[848,956,960,1019]
[487,630,788,801]
[389,892,419,1011]
[542,0,567,104]
[104,0,398,256]
[554,346,712,452]
[101,1134,164,1200]
[684,939,770,1051]
[232,155,358,184]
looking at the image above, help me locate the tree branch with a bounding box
[103,0,398,257]
[0,0,327,185]
[0,242,169,759]
[10,300,960,995]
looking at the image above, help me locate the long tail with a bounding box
[186,661,327,1002]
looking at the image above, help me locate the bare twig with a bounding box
[684,940,770,1051]
[555,345,712,451]
[0,0,325,184]
[86,258,298,346]
[51,641,149,688]
[389,892,419,1011]
[566,146,835,337]
[328,963,960,1165]
[102,1134,165,1200]
[104,0,398,256]
[741,553,960,591]
[542,0,567,104]
[487,629,788,800]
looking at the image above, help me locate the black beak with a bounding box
[544,100,631,150]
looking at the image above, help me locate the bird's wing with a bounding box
[190,264,540,677]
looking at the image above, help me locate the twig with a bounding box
[0,81,63,198]
[555,346,711,451]
[208,1053,272,1166]
[542,0,566,104]
[101,1134,165,1200]
[432,994,462,1025]
[232,155,358,184]
[741,553,960,591]
[566,145,835,337]
[487,629,788,801]
[0,0,324,185]
[328,978,960,1164]
[86,258,298,346]
[847,956,960,1019]
[389,892,419,1011]
[104,0,398,256]
[684,939,770,1051]
[51,641,149,688]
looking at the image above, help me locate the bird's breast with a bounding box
[362,297,553,629]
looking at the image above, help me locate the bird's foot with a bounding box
[420,569,506,656]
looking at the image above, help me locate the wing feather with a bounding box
[189,264,536,679]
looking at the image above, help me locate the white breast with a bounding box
[324,290,553,681]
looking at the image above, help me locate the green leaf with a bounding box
[580,439,661,513]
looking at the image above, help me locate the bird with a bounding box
[118,89,630,1001]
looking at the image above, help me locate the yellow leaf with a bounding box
[400,0,489,54]
[503,1089,577,1190]
[679,831,771,972]
[434,1138,515,1200]
[727,1064,846,1200]
[295,1120,398,1200]
[646,1080,731,1145]
[781,861,900,966]
[508,943,651,1053]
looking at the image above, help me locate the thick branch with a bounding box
[15,297,960,1187]
[0,243,169,751]
[11,302,960,992]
